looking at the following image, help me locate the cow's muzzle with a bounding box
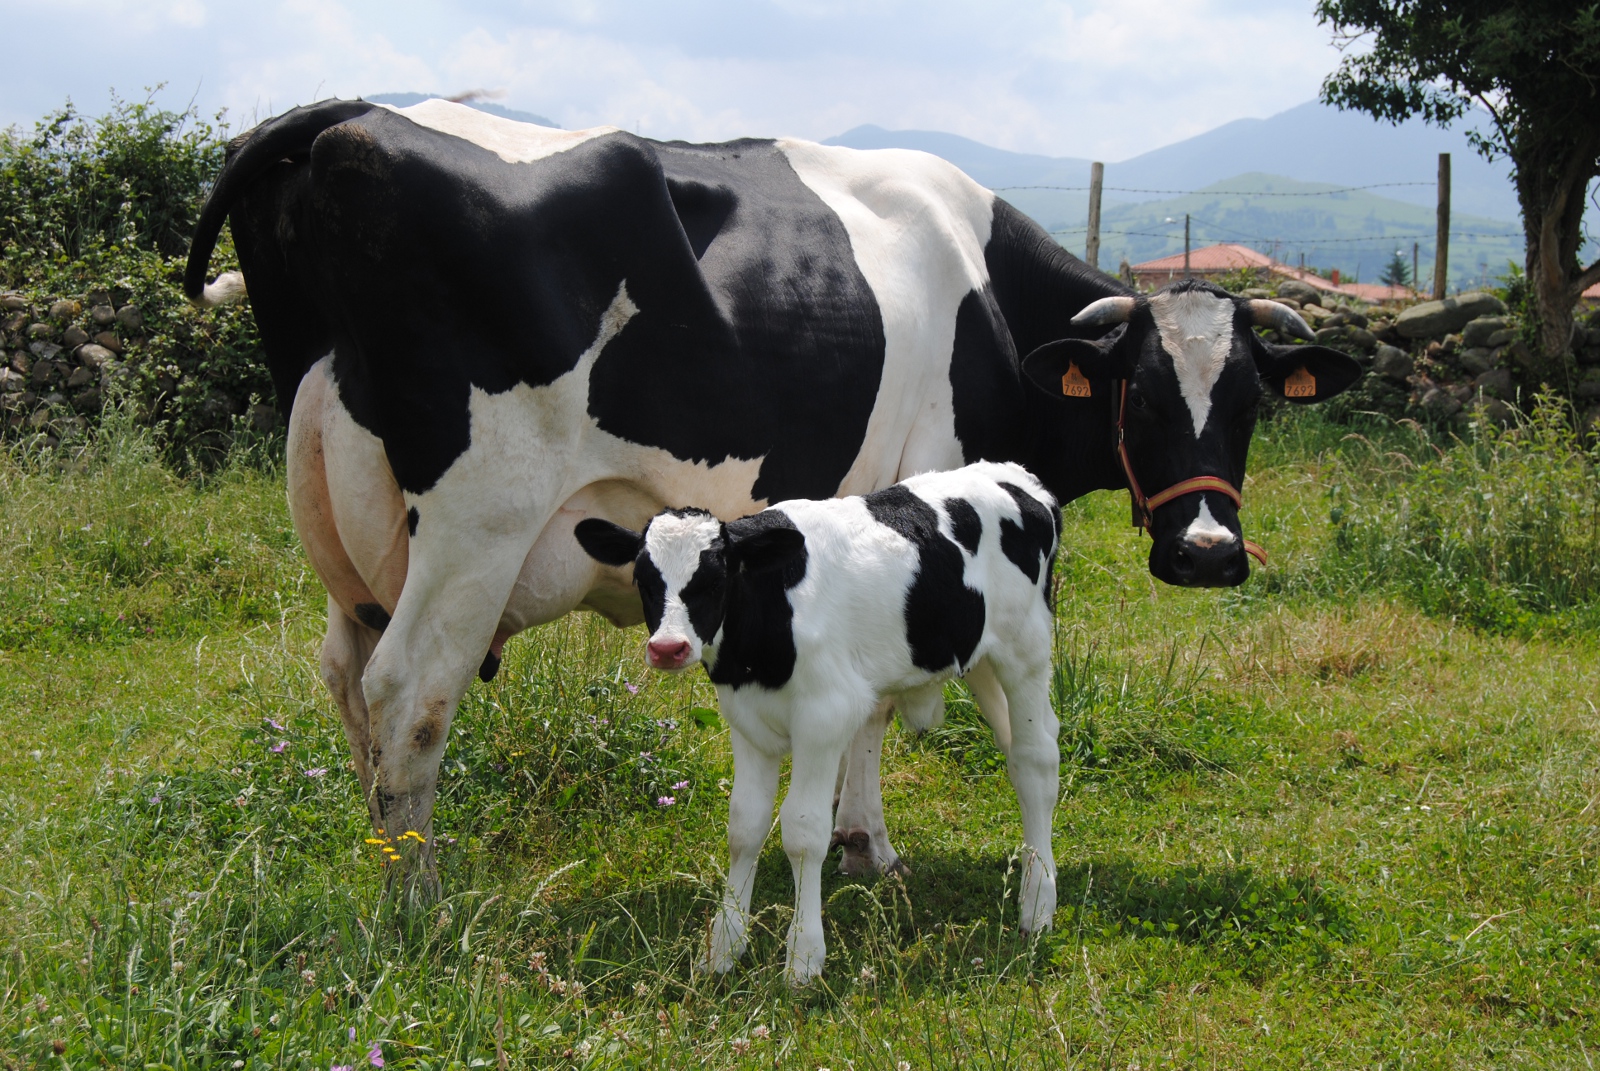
[1152,536,1249,588]
[646,636,696,671]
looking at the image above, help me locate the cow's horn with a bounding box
[1248,299,1314,341]
[1071,296,1136,327]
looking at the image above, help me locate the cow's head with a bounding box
[574,508,805,671]
[1022,280,1361,588]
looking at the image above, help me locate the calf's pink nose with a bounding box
[647,638,691,666]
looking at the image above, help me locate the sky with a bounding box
[0,0,1352,162]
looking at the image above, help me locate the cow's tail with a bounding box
[184,98,378,307]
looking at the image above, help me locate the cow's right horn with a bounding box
[1247,299,1315,341]
[1071,296,1136,327]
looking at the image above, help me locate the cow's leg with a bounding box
[989,652,1060,934]
[359,524,533,901]
[781,721,853,985]
[703,728,782,974]
[830,698,906,876]
[318,597,384,822]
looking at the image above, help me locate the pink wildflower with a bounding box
[657,796,676,807]
[269,741,288,753]
[368,1044,384,1068]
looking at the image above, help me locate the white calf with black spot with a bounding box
[575,460,1061,985]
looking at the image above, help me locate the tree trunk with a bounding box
[1516,130,1600,388]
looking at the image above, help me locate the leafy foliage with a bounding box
[1315,0,1600,363]
[0,91,225,262]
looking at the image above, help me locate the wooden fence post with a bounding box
[1184,214,1191,280]
[1433,153,1450,300]
[1085,161,1104,270]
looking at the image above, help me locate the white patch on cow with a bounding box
[381,98,617,164]
[643,511,722,658]
[776,139,996,491]
[396,280,768,639]
[1183,499,1237,547]
[1148,289,1235,437]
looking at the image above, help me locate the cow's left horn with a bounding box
[1071,295,1136,327]
[1248,299,1314,341]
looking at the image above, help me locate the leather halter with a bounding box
[1114,379,1268,567]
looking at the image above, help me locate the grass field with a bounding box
[1,406,1598,1069]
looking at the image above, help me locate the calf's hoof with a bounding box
[830,828,908,877]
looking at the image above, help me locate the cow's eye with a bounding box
[1130,391,1149,411]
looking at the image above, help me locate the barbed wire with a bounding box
[1048,225,1523,244]
[995,181,1436,196]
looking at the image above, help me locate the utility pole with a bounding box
[1183,214,1191,280]
[1085,161,1104,271]
[1433,152,1450,299]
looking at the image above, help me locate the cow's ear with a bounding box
[574,518,643,566]
[725,522,805,574]
[1021,330,1129,400]
[1257,344,1364,404]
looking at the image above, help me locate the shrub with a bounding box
[1,92,271,466]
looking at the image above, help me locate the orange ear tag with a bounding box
[1061,361,1092,398]
[1284,366,1317,398]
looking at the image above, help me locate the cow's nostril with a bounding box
[647,639,691,664]
[1171,546,1194,575]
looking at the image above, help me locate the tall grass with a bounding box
[1321,396,1600,632]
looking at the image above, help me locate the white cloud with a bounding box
[0,0,1345,160]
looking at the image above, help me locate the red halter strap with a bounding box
[1115,380,1267,567]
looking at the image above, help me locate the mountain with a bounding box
[366,93,560,129]
[824,100,1557,291]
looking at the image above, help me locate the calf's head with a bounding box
[574,509,806,671]
[1023,280,1361,587]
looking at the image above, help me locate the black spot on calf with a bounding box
[944,497,982,555]
[862,485,984,674]
[709,510,808,691]
[998,482,1057,584]
[478,649,501,682]
[407,506,419,537]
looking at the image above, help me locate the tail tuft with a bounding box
[193,271,248,308]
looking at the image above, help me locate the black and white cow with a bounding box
[575,461,1061,984]
[184,97,1361,891]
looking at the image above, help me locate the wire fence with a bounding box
[995,181,1436,197]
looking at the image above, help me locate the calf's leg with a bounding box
[991,653,1060,934]
[703,729,782,974]
[782,728,852,985]
[830,698,906,876]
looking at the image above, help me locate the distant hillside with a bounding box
[1087,173,1521,291]
[823,99,1581,291]
[367,93,560,129]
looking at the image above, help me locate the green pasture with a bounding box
[1,405,1597,1068]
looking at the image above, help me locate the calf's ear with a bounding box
[725,522,806,574]
[1020,329,1130,400]
[1256,343,1364,404]
[574,518,643,566]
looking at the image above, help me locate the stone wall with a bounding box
[1246,279,1600,429]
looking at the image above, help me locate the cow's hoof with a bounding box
[831,828,907,877]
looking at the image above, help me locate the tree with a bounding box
[1316,1,1600,380]
[1379,248,1413,288]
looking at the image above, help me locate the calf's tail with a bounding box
[184,98,378,307]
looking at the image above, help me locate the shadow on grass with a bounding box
[545,844,1355,998]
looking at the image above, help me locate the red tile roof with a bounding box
[1129,243,1413,303]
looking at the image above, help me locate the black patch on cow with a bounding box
[407,507,419,537]
[997,482,1056,584]
[353,602,391,631]
[709,510,808,690]
[944,497,982,555]
[478,650,501,683]
[210,103,887,499]
[862,485,985,674]
[680,545,730,646]
[588,140,886,503]
[949,286,1027,467]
